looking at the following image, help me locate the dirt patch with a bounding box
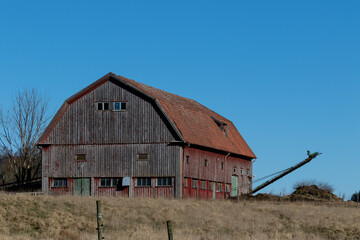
[288,185,342,202]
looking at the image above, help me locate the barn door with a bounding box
[231,175,238,197]
[212,182,216,200]
[74,178,91,196]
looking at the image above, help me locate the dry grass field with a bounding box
[0,192,359,240]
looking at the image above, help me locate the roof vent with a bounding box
[211,116,228,138]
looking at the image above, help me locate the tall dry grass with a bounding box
[0,192,359,239]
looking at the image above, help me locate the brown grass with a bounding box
[0,192,359,239]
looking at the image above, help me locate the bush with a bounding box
[293,180,334,193]
[351,191,360,202]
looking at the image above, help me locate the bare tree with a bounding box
[0,89,49,187]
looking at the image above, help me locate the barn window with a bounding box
[192,179,198,189]
[76,154,86,161]
[53,178,67,187]
[200,180,207,190]
[233,167,236,173]
[204,159,208,167]
[221,162,224,170]
[113,102,126,111]
[247,169,250,175]
[100,178,121,187]
[216,182,223,192]
[184,178,188,187]
[240,168,243,175]
[96,102,110,111]
[226,184,230,192]
[157,177,172,186]
[209,182,214,191]
[137,177,151,187]
[186,156,189,164]
[138,154,148,160]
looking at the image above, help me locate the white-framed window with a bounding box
[192,179,198,189]
[216,182,223,192]
[240,168,243,175]
[226,184,230,192]
[100,178,120,187]
[200,180,207,190]
[209,182,214,191]
[157,177,172,186]
[53,178,67,187]
[233,167,237,173]
[96,102,110,111]
[113,102,126,111]
[137,177,151,187]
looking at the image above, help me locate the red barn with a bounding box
[38,73,256,199]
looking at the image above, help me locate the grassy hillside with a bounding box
[0,193,359,240]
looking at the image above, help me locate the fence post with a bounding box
[166,221,173,240]
[96,200,103,240]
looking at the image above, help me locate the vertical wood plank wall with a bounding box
[182,147,252,199]
[42,80,181,198]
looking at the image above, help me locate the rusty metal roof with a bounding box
[38,73,256,159]
[112,74,256,159]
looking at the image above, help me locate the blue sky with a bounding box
[1,1,359,199]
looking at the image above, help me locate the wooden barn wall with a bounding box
[43,80,178,145]
[43,144,180,178]
[183,147,252,199]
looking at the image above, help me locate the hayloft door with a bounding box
[231,175,238,197]
[74,178,91,196]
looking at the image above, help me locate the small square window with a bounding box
[114,102,127,111]
[186,156,189,164]
[209,182,214,191]
[204,159,208,167]
[200,180,207,190]
[240,169,243,175]
[184,178,188,187]
[96,102,110,111]
[97,102,103,110]
[226,184,230,192]
[216,182,223,192]
[192,179,198,189]
[76,154,86,161]
[138,154,149,160]
[221,162,224,170]
[233,167,236,173]
[247,169,250,175]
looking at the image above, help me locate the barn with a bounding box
[37,73,256,199]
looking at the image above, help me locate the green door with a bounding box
[231,175,238,197]
[212,182,216,200]
[74,178,91,196]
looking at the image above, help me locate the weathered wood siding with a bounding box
[182,147,252,199]
[44,144,179,177]
[42,79,182,198]
[43,80,178,144]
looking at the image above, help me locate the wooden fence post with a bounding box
[96,200,103,240]
[166,221,173,240]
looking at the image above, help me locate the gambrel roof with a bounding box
[38,73,256,159]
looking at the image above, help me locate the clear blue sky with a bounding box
[1,1,359,199]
